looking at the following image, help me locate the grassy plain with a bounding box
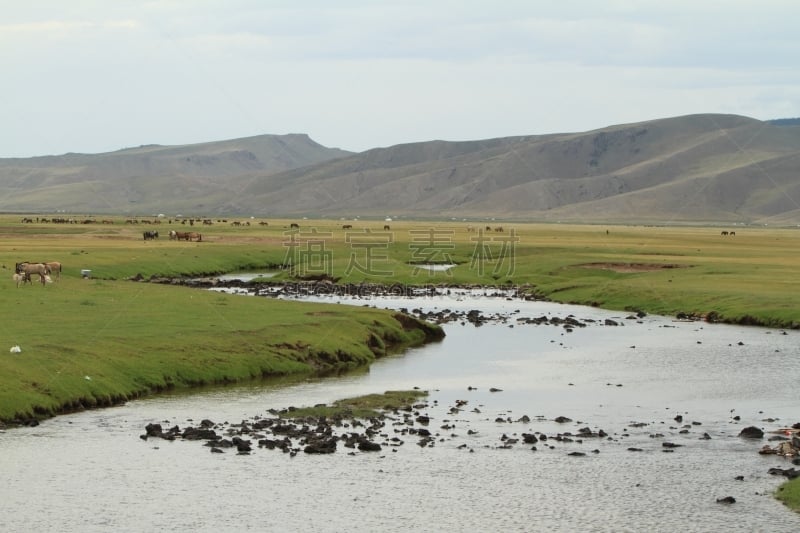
[0,216,452,423]
[7,216,799,325]
[2,215,799,423]
[9,215,795,325]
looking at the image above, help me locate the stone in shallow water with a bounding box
[738,426,764,439]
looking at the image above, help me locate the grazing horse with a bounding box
[175,231,202,241]
[290,222,300,229]
[16,262,48,286]
[721,230,729,236]
[143,230,159,240]
[45,261,62,281]
[383,225,391,231]
[342,224,353,229]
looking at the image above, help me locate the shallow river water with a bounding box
[1,291,798,532]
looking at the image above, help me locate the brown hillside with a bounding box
[0,134,351,214]
[229,114,800,224]
[1,114,798,223]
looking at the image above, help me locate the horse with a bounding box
[44,261,62,281]
[721,230,729,236]
[290,223,300,229]
[187,232,202,241]
[342,224,353,229]
[16,262,48,286]
[383,225,391,231]
[143,230,159,240]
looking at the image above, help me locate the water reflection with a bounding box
[215,272,278,282]
[408,263,457,272]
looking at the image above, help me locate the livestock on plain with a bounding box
[44,261,62,281]
[143,230,159,240]
[15,262,48,286]
[171,231,202,241]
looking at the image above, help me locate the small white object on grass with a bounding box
[10,345,21,353]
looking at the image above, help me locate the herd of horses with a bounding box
[466,225,505,232]
[13,261,61,287]
[341,224,391,230]
[142,230,202,241]
[168,230,202,241]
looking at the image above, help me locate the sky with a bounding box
[1,0,799,158]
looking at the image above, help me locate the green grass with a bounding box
[776,477,800,513]
[2,216,799,423]
[278,389,428,419]
[119,223,796,325]
[0,273,442,423]
[4,218,799,330]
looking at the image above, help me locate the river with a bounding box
[1,290,798,532]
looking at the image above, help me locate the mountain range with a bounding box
[1,113,798,224]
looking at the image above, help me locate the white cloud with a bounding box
[0,1,798,157]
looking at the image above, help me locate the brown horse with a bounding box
[16,262,48,286]
[45,261,62,281]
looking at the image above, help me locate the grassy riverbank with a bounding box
[0,277,442,424]
[777,478,800,513]
[2,215,799,424]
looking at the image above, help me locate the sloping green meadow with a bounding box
[0,219,425,423]
[2,216,798,422]
[0,265,441,423]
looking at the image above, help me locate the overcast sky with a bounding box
[2,1,798,157]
